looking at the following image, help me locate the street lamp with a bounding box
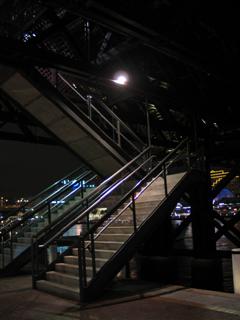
[112,71,129,85]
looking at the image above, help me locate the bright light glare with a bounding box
[113,75,128,85]
[112,71,129,85]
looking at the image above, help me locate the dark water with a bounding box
[172,220,235,292]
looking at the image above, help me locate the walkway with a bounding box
[0,275,240,320]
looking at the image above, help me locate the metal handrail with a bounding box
[37,139,188,247]
[93,97,144,146]
[52,146,151,215]
[57,73,144,150]
[90,144,188,243]
[34,174,98,239]
[32,138,190,298]
[3,165,84,219]
[39,153,155,247]
[0,170,93,236]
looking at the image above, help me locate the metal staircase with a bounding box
[0,64,145,176]
[32,139,197,302]
[0,166,97,273]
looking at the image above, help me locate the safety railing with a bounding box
[0,168,98,269]
[37,67,145,157]
[0,166,84,228]
[32,138,191,301]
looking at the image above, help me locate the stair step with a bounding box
[12,242,29,250]
[64,255,107,268]
[100,226,133,234]
[55,262,98,278]
[95,241,123,250]
[55,263,79,276]
[16,237,31,244]
[72,248,115,259]
[37,279,79,301]
[46,271,79,288]
[98,233,131,242]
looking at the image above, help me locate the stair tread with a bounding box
[47,270,79,280]
[73,248,115,253]
[65,255,108,262]
[56,262,92,270]
[104,226,133,229]
[100,233,132,236]
[37,279,79,293]
[92,249,116,253]
[56,262,78,269]
[95,240,123,244]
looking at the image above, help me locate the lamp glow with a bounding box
[112,71,129,85]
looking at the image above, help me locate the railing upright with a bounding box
[132,194,137,232]
[163,163,168,197]
[90,233,96,278]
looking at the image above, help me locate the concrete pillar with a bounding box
[232,248,240,294]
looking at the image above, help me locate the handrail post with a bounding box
[47,202,51,225]
[31,237,36,288]
[80,181,84,198]
[86,212,90,234]
[1,236,4,268]
[163,163,168,197]
[132,194,137,232]
[78,236,86,302]
[186,141,191,169]
[44,246,48,273]
[10,230,13,262]
[117,120,121,146]
[87,95,92,120]
[90,233,96,277]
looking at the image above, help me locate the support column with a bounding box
[190,172,222,290]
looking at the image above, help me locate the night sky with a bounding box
[0,140,81,200]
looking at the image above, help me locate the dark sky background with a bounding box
[0,140,81,200]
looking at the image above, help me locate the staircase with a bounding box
[0,167,97,273]
[32,139,195,302]
[36,173,185,300]
[0,64,144,176]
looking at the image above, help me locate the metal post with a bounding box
[78,237,87,290]
[31,238,36,288]
[78,237,84,302]
[90,233,96,277]
[132,194,137,232]
[36,241,39,277]
[186,141,191,169]
[87,95,92,119]
[47,202,51,225]
[117,120,121,146]
[10,231,13,262]
[80,181,84,198]
[1,236,4,268]
[86,213,90,233]
[45,247,48,271]
[163,163,168,197]
[145,98,151,147]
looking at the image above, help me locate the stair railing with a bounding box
[37,67,145,157]
[0,170,97,269]
[0,165,86,226]
[32,138,191,300]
